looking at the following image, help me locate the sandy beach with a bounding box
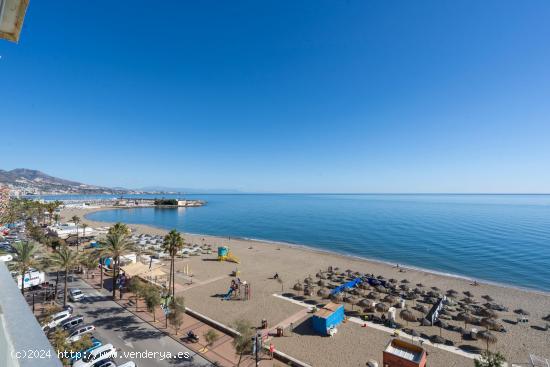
[62,206,550,367]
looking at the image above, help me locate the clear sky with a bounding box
[1,1,550,193]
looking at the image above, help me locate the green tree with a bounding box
[53,213,61,225]
[474,351,506,367]
[144,284,161,322]
[162,229,184,298]
[100,225,134,300]
[49,245,80,306]
[204,329,219,349]
[128,277,145,311]
[233,319,255,366]
[167,296,185,334]
[80,252,98,279]
[12,241,38,295]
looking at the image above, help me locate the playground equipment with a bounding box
[217,246,240,264]
[312,302,345,336]
[222,279,251,301]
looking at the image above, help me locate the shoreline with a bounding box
[79,206,550,296]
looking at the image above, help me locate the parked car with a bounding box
[69,338,102,363]
[66,324,95,343]
[61,315,84,330]
[42,309,72,331]
[69,288,86,302]
[73,344,116,367]
[93,360,116,367]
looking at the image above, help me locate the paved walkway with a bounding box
[272,293,481,361]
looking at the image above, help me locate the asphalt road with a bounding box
[40,275,213,367]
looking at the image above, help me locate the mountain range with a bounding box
[0,168,127,195]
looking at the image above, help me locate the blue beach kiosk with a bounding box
[312,302,345,336]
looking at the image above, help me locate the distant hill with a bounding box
[0,168,127,195]
[138,186,241,194]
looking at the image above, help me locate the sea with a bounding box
[40,194,550,292]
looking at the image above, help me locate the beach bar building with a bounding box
[383,339,427,367]
[311,302,345,336]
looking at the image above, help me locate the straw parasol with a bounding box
[430,335,445,344]
[366,360,379,367]
[317,279,326,287]
[399,284,410,292]
[481,317,498,331]
[367,292,379,300]
[331,293,344,303]
[401,279,410,284]
[416,304,428,313]
[389,278,397,284]
[482,294,494,302]
[293,282,304,292]
[457,312,476,328]
[464,290,474,298]
[481,308,498,319]
[376,302,389,313]
[420,318,431,326]
[358,298,371,308]
[514,309,530,316]
[383,295,396,304]
[375,285,387,294]
[446,289,459,298]
[478,330,498,351]
[346,296,360,311]
[416,283,425,288]
[435,319,448,337]
[542,314,550,321]
[431,286,441,292]
[317,288,331,299]
[364,304,376,313]
[409,329,419,343]
[400,309,416,326]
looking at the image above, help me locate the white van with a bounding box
[15,268,45,289]
[73,344,116,367]
[66,324,95,343]
[42,309,72,331]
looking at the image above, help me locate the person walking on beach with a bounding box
[269,343,275,359]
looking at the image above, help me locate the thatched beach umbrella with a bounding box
[367,292,379,300]
[416,304,428,313]
[462,297,476,304]
[446,289,458,297]
[409,329,419,343]
[514,308,530,316]
[457,312,475,329]
[430,335,445,344]
[401,279,410,284]
[420,318,431,326]
[413,287,423,295]
[416,283,425,288]
[317,279,326,287]
[317,288,331,299]
[384,295,396,304]
[376,303,389,313]
[293,282,304,292]
[400,284,410,292]
[358,298,371,308]
[431,286,441,292]
[543,314,550,321]
[347,296,360,311]
[478,330,498,351]
[482,294,494,302]
[375,285,386,294]
[366,360,379,367]
[364,304,376,314]
[331,293,344,303]
[464,290,474,298]
[435,320,448,337]
[389,278,397,284]
[481,317,498,331]
[400,309,416,326]
[481,308,498,319]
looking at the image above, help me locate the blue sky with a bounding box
[1,1,550,193]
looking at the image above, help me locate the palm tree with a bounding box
[49,245,80,306]
[71,216,80,252]
[81,223,88,239]
[12,241,38,295]
[162,230,184,298]
[53,214,61,225]
[100,226,134,300]
[80,252,98,279]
